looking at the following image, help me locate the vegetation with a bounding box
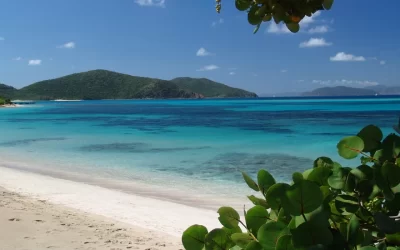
[216,0,334,34]
[302,86,378,97]
[0,97,11,106]
[0,84,17,99]
[171,77,257,98]
[182,123,400,249]
[1,70,256,100]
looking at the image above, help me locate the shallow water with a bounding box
[0,97,399,204]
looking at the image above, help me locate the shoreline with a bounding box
[0,166,222,238]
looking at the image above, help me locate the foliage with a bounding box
[171,77,257,98]
[182,123,400,249]
[2,70,257,100]
[0,84,17,99]
[215,0,334,34]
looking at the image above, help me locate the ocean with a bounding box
[0,97,399,208]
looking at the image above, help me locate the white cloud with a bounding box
[330,52,366,62]
[196,64,219,71]
[308,25,329,34]
[313,79,379,87]
[266,22,291,34]
[229,72,236,75]
[212,18,224,27]
[281,69,288,73]
[196,47,214,57]
[13,57,22,61]
[57,41,75,49]
[300,11,321,27]
[300,38,332,48]
[0,37,4,41]
[28,59,42,66]
[380,60,386,65]
[134,0,165,7]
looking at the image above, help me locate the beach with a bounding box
[0,166,222,250]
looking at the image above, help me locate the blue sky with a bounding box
[1,0,399,94]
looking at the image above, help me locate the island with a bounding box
[0,70,257,100]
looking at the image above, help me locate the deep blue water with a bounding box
[0,97,399,199]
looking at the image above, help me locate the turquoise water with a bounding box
[0,97,399,202]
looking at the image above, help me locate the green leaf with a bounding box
[351,165,373,181]
[328,163,347,189]
[357,125,383,152]
[276,235,295,250]
[205,229,234,250]
[257,221,287,250]
[182,225,208,250]
[253,23,261,34]
[247,195,269,209]
[277,207,292,224]
[217,207,240,229]
[248,5,263,25]
[386,232,400,245]
[245,241,263,250]
[235,0,251,11]
[335,194,359,215]
[292,172,304,184]
[307,166,332,186]
[242,172,259,192]
[347,214,360,246]
[231,233,254,249]
[245,205,269,234]
[337,136,364,159]
[286,22,300,33]
[323,0,334,10]
[313,157,334,169]
[257,169,276,195]
[291,221,333,248]
[382,161,400,188]
[282,180,323,216]
[265,183,290,210]
[302,168,314,180]
[222,226,242,236]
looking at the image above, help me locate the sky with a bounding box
[1,0,399,94]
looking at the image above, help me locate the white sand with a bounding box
[0,166,225,249]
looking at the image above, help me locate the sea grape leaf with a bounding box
[242,172,259,192]
[313,157,334,169]
[217,207,240,229]
[282,180,323,216]
[182,225,208,250]
[291,221,333,248]
[276,235,295,250]
[247,195,269,209]
[257,221,287,250]
[205,229,234,250]
[357,125,383,152]
[231,233,254,249]
[265,183,290,210]
[257,169,276,195]
[245,205,269,234]
[337,136,364,159]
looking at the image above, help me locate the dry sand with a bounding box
[0,166,224,250]
[0,187,182,250]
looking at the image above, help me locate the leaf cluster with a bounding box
[182,124,400,250]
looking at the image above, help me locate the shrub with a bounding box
[182,123,400,250]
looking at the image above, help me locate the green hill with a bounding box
[4,70,257,100]
[0,84,17,99]
[302,86,377,96]
[171,77,257,98]
[14,70,202,100]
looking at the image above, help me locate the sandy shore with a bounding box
[0,166,223,250]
